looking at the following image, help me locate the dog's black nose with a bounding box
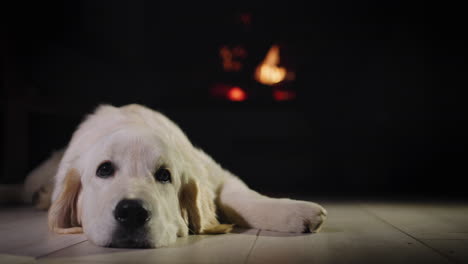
[114,199,151,229]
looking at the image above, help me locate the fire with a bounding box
[255,45,287,85]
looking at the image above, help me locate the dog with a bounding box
[22,104,327,248]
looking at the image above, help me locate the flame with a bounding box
[255,45,287,85]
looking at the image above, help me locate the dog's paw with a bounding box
[292,201,327,233]
[223,196,327,233]
[32,184,52,210]
[270,199,327,233]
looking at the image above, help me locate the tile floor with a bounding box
[1,200,467,264]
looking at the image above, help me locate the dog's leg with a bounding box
[1,150,62,207]
[23,149,64,209]
[218,176,327,233]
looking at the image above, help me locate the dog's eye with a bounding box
[154,168,171,183]
[96,161,115,178]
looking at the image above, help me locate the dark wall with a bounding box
[2,1,467,198]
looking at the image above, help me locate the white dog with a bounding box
[22,104,327,248]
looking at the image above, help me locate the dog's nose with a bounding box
[114,199,151,229]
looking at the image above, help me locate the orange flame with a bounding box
[255,45,287,85]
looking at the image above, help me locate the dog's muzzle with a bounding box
[110,199,152,248]
[114,199,151,229]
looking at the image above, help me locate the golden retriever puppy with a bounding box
[24,104,327,248]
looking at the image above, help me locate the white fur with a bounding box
[23,104,327,248]
[23,149,63,204]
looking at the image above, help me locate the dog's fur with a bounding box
[23,104,327,248]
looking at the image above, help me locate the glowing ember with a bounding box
[239,13,252,26]
[255,45,287,85]
[228,87,247,101]
[273,89,296,101]
[220,45,247,72]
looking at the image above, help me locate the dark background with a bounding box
[1,1,466,199]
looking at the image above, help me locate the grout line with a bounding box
[360,204,461,264]
[244,229,261,264]
[37,240,88,259]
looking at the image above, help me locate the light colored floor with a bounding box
[1,201,467,264]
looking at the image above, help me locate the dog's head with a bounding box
[48,104,231,248]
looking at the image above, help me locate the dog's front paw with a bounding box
[222,196,327,233]
[271,199,327,233]
[291,201,327,233]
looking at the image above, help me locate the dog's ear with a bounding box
[179,178,233,234]
[48,168,83,234]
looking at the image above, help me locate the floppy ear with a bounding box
[179,178,233,234]
[48,168,83,234]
